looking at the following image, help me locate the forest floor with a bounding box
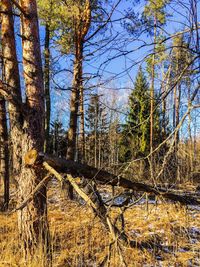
[1,180,200,267]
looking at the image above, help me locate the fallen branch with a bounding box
[25,149,200,206]
[43,161,129,265]
[43,161,166,255]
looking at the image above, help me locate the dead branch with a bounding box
[25,149,200,206]
[43,161,128,265]
[0,151,176,254]
[42,161,165,254]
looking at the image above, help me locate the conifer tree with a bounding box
[120,68,160,161]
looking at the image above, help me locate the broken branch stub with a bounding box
[24,149,44,166]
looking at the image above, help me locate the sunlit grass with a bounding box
[1,184,200,266]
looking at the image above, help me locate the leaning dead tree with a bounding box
[25,149,200,206]
[20,148,200,265]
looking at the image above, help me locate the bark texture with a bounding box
[0,97,9,210]
[18,0,50,259]
[1,0,23,178]
[79,67,85,162]
[44,24,51,153]
[67,51,82,161]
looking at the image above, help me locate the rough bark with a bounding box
[79,77,85,162]
[1,0,23,178]
[0,97,9,210]
[44,24,51,153]
[18,0,50,260]
[66,52,81,199]
[67,49,82,162]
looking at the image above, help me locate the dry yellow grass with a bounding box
[1,184,200,266]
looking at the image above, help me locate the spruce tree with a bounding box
[120,68,160,161]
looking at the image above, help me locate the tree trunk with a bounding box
[161,64,169,139]
[66,43,83,199]
[150,19,156,179]
[1,0,23,179]
[0,97,9,210]
[44,24,51,153]
[19,0,50,260]
[67,43,83,162]
[94,111,98,168]
[175,84,181,145]
[66,0,91,199]
[187,82,193,174]
[173,45,182,181]
[79,82,85,162]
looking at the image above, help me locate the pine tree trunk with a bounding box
[18,0,50,260]
[150,36,155,154]
[94,111,98,168]
[194,109,197,169]
[187,83,193,174]
[67,42,83,161]
[161,64,169,139]
[150,19,156,178]
[44,24,51,153]
[66,0,91,198]
[79,83,85,162]
[0,97,9,210]
[1,0,23,179]
[66,44,83,199]
[173,44,182,181]
[175,84,181,145]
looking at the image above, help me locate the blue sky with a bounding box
[14,0,200,134]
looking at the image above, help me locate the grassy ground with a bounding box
[1,182,200,266]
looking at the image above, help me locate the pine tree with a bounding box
[143,0,170,28]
